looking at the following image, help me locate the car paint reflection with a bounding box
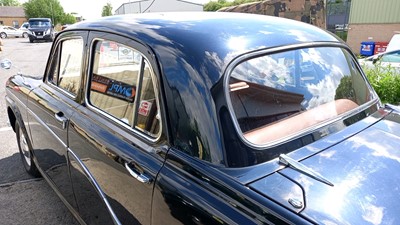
[271,124,400,224]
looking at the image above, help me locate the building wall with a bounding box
[349,0,400,24]
[346,0,400,53]
[115,0,203,14]
[0,17,27,27]
[347,23,399,53]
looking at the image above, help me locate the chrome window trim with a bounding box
[85,37,162,143]
[223,42,379,150]
[45,36,85,100]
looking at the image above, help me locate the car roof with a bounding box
[65,12,345,164]
[29,18,51,21]
[69,12,341,85]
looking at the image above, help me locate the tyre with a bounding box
[23,32,28,38]
[29,38,34,43]
[0,32,7,39]
[48,34,54,42]
[16,121,41,177]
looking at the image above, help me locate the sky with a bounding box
[22,0,212,21]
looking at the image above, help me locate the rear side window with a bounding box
[88,40,161,138]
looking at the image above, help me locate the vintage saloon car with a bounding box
[4,12,400,224]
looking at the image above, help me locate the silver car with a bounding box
[358,49,400,73]
[0,25,28,38]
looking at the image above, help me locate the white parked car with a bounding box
[386,33,400,52]
[358,49,400,73]
[0,25,28,38]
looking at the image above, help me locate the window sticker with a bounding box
[118,46,134,61]
[91,74,136,102]
[138,100,152,116]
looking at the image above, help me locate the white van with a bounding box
[386,33,400,52]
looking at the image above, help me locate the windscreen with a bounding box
[229,47,374,146]
[29,20,51,28]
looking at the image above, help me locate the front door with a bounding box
[27,31,88,213]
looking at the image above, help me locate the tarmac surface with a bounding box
[0,37,78,225]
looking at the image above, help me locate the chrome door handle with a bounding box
[124,163,152,184]
[55,112,68,130]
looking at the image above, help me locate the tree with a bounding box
[204,1,224,11]
[204,0,260,12]
[23,0,66,25]
[0,0,20,6]
[101,3,112,17]
[61,13,76,25]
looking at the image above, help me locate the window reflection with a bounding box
[58,38,84,95]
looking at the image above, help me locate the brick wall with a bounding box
[347,23,400,54]
[0,17,27,28]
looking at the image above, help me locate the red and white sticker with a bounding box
[138,100,152,116]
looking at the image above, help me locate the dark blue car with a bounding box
[27,18,55,42]
[4,12,400,224]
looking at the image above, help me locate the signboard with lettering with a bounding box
[91,74,136,102]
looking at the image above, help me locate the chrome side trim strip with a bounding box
[67,149,122,225]
[26,107,67,148]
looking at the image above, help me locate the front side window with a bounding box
[228,47,374,146]
[89,40,160,138]
[48,38,84,96]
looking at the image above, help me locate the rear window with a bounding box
[228,47,374,146]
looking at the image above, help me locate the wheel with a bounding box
[0,32,7,39]
[29,38,34,43]
[16,121,41,177]
[23,32,28,38]
[48,34,54,42]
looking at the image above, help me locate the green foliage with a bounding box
[0,0,20,6]
[204,1,224,11]
[62,13,76,24]
[101,3,112,17]
[204,0,260,12]
[327,1,350,15]
[363,65,400,104]
[23,0,66,25]
[334,31,348,42]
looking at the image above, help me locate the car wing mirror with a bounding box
[372,56,380,64]
[0,59,12,70]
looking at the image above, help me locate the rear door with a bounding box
[27,31,88,214]
[5,27,16,36]
[68,32,168,224]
